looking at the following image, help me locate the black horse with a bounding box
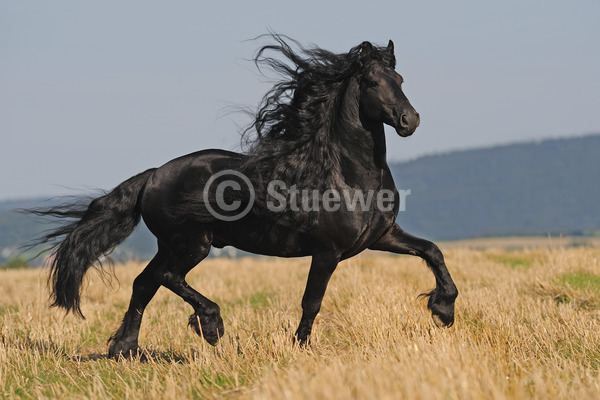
[29,35,458,357]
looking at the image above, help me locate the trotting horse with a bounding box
[29,35,458,357]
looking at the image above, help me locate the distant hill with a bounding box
[1,134,599,263]
[392,134,600,240]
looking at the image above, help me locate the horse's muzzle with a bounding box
[396,111,420,137]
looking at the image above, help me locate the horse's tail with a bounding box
[25,168,156,317]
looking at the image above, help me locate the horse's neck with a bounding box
[357,119,388,170]
[335,82,389,173]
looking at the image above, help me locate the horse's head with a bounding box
[358,40,420,137]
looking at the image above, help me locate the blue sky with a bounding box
[1,1,599,200]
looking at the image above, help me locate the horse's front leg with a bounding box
[369,223,458,327]
[295,252,340,346]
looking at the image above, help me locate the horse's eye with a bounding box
[366,80,379,88]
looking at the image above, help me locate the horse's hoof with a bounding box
[432,314,446,328]
[203,330,222,346]
[108,344,140,359]
[430,306,454,328]
[189,312,225,346]
[293,334,311,348]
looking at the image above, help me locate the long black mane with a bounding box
[242,34,395,190]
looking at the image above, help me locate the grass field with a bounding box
[1,243,600,399]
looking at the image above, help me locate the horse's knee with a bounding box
[422,241,444,264]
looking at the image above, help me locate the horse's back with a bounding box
[139,149,246,233]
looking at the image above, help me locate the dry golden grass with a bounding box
[1,244,600,399]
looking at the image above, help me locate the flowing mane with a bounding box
[242,34,395,193]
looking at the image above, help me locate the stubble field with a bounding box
[1,243,600,399]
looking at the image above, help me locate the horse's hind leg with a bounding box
[108,249,168,358]
[108,228,219,357]
[159,231,224,346]
[163,275,224,346]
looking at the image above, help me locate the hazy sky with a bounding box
[2,1,599,200]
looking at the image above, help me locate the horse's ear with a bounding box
[387,40,394,54]
[360,41,374,55]
[358,41,374,68]
[386,40,396,68]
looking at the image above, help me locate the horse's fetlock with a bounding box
[204,304,221,317]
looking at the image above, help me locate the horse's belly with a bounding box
[212,219,312,258]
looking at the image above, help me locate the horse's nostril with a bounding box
[401,114,409,127]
